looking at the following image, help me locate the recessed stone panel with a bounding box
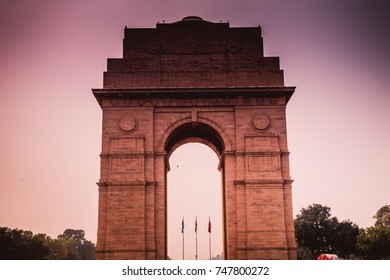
[245,136,280,152]
[110,138,144,153]
[248,156,280,172]
[111,158,142,173]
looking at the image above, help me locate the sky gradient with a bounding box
[1,0,389,259]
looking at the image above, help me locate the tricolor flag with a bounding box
[181,217,184,233]
[208,217,211,233]
[195,217,198,233]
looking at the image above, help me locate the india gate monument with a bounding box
[92,16,296,260]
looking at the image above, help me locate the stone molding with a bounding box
[93,87,295,108]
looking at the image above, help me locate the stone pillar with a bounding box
[153,153,167,260]
[222,152,238,260]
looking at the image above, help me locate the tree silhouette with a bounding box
[294,204,359,259]
[0,227,95,260]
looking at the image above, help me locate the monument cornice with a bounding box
[92,86,295,108]
[92,86,295,96]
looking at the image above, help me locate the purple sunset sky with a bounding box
[1,0,389,259]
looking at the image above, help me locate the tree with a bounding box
[57,229,95,259]
[357,226,390,259]
[373,205,390,228]
[0,227,52,259]
[78,240,96,260]
[331,219,359,259]
[58,229,86,247]
[294,204,333,258]
[294,204,359,259]
[0,227,17,259]
[357,205,390,259]
[0,227,95,260]
[49,237,70,260]
[29,233,52,260]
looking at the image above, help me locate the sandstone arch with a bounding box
[93,17,296,259]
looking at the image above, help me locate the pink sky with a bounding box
[1,0,389,259]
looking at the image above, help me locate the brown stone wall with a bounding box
[103,18,283,89]
[93,17,296,260]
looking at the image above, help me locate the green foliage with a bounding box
[78,240,96,260]
[331,219,359,258]
[296,247,313,260]
[58,229,86,245]
[57,228,95,260]
[294,204,332,258]
[295,204,390,260]
[294,204,359,259]
[49,238,70,260]
[0,227,95,260]
[357,226,390,259]
[355,204,390,259]
[373,205,390,228]
[0,227,51,259]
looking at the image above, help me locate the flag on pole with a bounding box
[195,217,197,232]
[208,217,211,233]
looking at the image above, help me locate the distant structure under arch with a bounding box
[93,17,297,260]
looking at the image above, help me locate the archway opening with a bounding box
[167,143,224,260]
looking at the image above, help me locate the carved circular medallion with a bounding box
[119,116,137,133]
[252,114,270,131]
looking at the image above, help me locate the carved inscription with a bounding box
[103,96,283,108]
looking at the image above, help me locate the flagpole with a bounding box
[196,231,198,260]
[182,217,184,260]
[208,217,211,260]
[209,232,211,260]
[195,216,198,260]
